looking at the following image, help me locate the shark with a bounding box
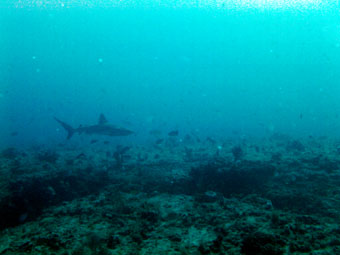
[55,114,134,139]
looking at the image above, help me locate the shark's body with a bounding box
[55,114,133,139]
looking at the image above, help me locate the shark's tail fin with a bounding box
[54,117,75,139]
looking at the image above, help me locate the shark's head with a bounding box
[119,128,134,136]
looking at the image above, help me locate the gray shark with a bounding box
[55,114,134,139]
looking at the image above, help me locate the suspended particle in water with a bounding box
[98,58,103,63]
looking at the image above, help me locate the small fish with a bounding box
[10,131,18,136]
[76,153,86,159]
[103,141,110,145]
[155,138,164,144]
[18,213,28,223]
[116,145,131,154]
[206,137,216,144]
[168,130,179,136]
[184,134,192,140]
[90,139,98,144]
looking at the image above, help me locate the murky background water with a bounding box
[0,0,339,147]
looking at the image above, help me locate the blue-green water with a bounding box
[1,1,340,147]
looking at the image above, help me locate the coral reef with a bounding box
[1,136,340,254]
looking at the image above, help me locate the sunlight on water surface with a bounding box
[9,0,330,10]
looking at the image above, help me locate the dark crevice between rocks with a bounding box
[0,169,111,230]
[141,160,276,198]
[188,160,276,196]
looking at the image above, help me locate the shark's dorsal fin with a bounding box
[98,114,108,125]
